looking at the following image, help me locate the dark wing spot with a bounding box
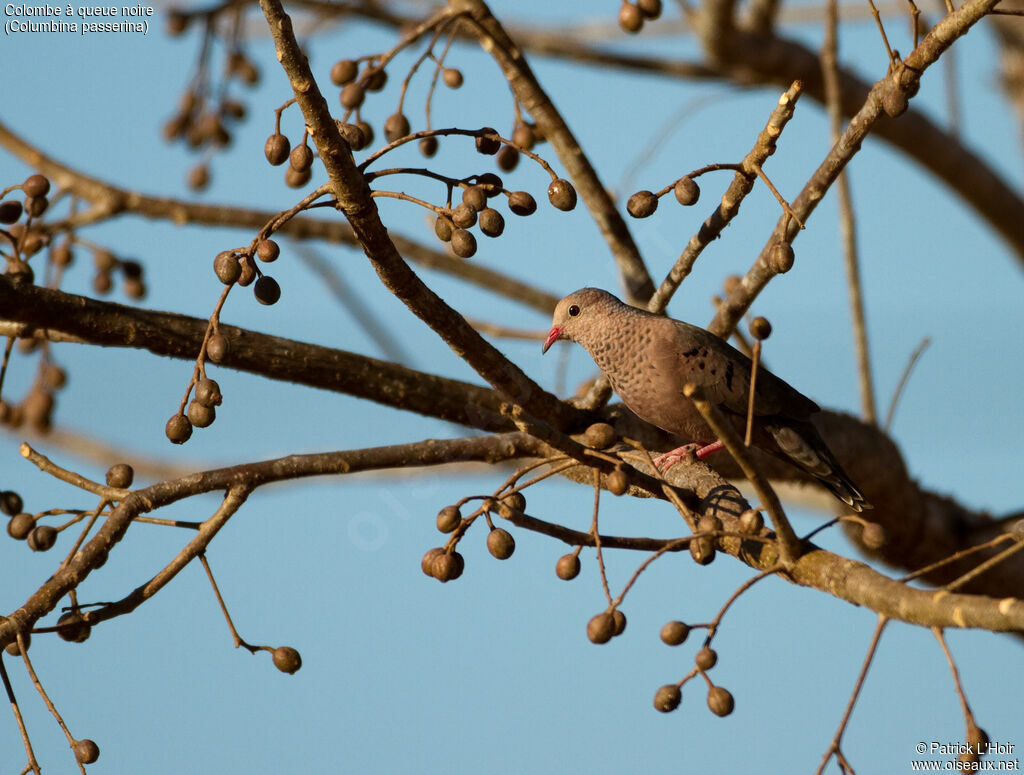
[682,347,700,358]
[697,361,705,370]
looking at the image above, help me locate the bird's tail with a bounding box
[766,422,871,512]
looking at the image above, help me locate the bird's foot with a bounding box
[652,441,724,471]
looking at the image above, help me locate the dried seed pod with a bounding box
[330,59,358,86]
[582,422,615,449]
[502,491,526,512]
[289,144,314,173]
[383,112,410,142]
[165,413,193,444]
[606,467,628,496]
[496,145,519,172]
[340,82,365,110]
[22,174,50,198]
[284,166,312,189]
[476,173,503,196]
[419,136,439,158]
[654,685,681,713]
[56,611,91,643]
[254,275,282,305]
[73,739,100,765]
[555,553,581,580]
[627,190,658,218]
[441,66,463,88]
[707,686,735,717]
[207,333,229,363]
[462,185,487,211]
[695,647,718,671]
[478,208,504,238]
[450,229,477,258]
[214,251,241,284]
[770,241,795,273]
[434,215,454,243]
[660,620,690,646]
[187,399,216,428]
[749,316,772,340]
[256,239,280,262]
[0,490,23,516]
[421,547,445,577]
[364,67,387,92]
[547,178,577,211]
[105,463,134,488]
[486,528,515,560]
[508,191,537,216]
[27,525,57,552]
[195,378,223,407]
[7,512,35,540]
[475,128,501,155]
[512,124,535,150]
[587,612,615,644]
[272,646,302,674]
[452,203,477,229]
[618,2,644,32]
[436,505,461,533]
[673,176,700,206]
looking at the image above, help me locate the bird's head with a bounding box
[542,287,621,354]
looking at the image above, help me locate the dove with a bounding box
[542,288,868,512]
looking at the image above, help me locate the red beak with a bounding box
[542,326,562,354]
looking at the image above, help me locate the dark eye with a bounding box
[568,304,581,317]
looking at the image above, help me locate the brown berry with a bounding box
[434,216,454,243]
[547,178,577,211]
[364,67,387,91]
[73,739,100,764]
[105,463,134,488]
[478,208,505,238]
[476,173,503,196]
[450,229,477,258]
[508,191,537,216]
[383,112,410,142]
[770,241,795,273]
[419,136,439,157]
[256,239,280,262]
[214,251,241,284]
[627,190,658,218]
[618,2,644,32]
[187,399,216,428]
[285,166,312,189]
[436,505,461,533]
[496,145,520,172]
[57,611,91,643]
[431,551,464,582]
[0,490,23,516]
[165,413,193,444]
[254,276,281,305]
[93,249,117,272]
[660,620,690,646]
[503,491,526,512]
[187,164,210,191]
[555,553,581,580]
[4,631,30,656]
[638,0,662,17]
[654,684,681,712]
[265,134,291,166]
[707,686,734,716]
[611,609,627,636]
[696,646,718,671]
[356,121,374,148]
[421,547,444,577]
[606,467,628,496]
[674,176,700,206]
[487,528,515,560]
[195,378,223,407]
[861,522,886,550]
[749,316,772,340]
[442,67,463,88]
[207,333,229,363]
[237,255,257,286]
[50,243,73,267]
[451,203,477,229]
[23,174,50,198]
[583,422,616,449]
[289,144,314,173]
[881,84,909,118]
[27,525,57,552]
[0,200,22,224]
[512,124,535,150]
[587,612,615,644]
[7,512,35,540]
[330,59,358,86]
[24,196,48,218]
[272,646,302,674]
[690,534,715,565]
[462,186,487,211]
[337,122,368,150]
[475,128,501,155]
[340,83,365,110]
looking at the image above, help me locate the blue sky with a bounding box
[1,2,1023,773]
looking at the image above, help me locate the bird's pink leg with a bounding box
[652,440,725,471]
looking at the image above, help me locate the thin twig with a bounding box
[884,337,930,431]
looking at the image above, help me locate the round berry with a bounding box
[547,178,577,211]
[587,612,615,644]
[272,646,302,674]
[7,512,35,540]
[73,739,100,765]
[450,229,477,258]
[618,2,644,32]
[475,128,501,155]
[660,620,690,646]
[214,251,241,284]
[0,490,23,516]
[674,176,700,206]
[187,399,216,428]
[436,505,461,533]
[254,276,282,305]
[627,190,658,218]
[27,525,57,552]
[165,413,193,444]
[654,684,681,712]
[508,191,537,216]
[383,112,410,143]
[330,59,358,86]
[256,239,280,262]
[442,67,463,88]
[105,463,134,488]
[194,378,223,407]
[707,686,735,717]
[419,136,439,157]
[23,174,50,198]
[555,553,580,580]
[56,611,91,643]
[486,528,515,560]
